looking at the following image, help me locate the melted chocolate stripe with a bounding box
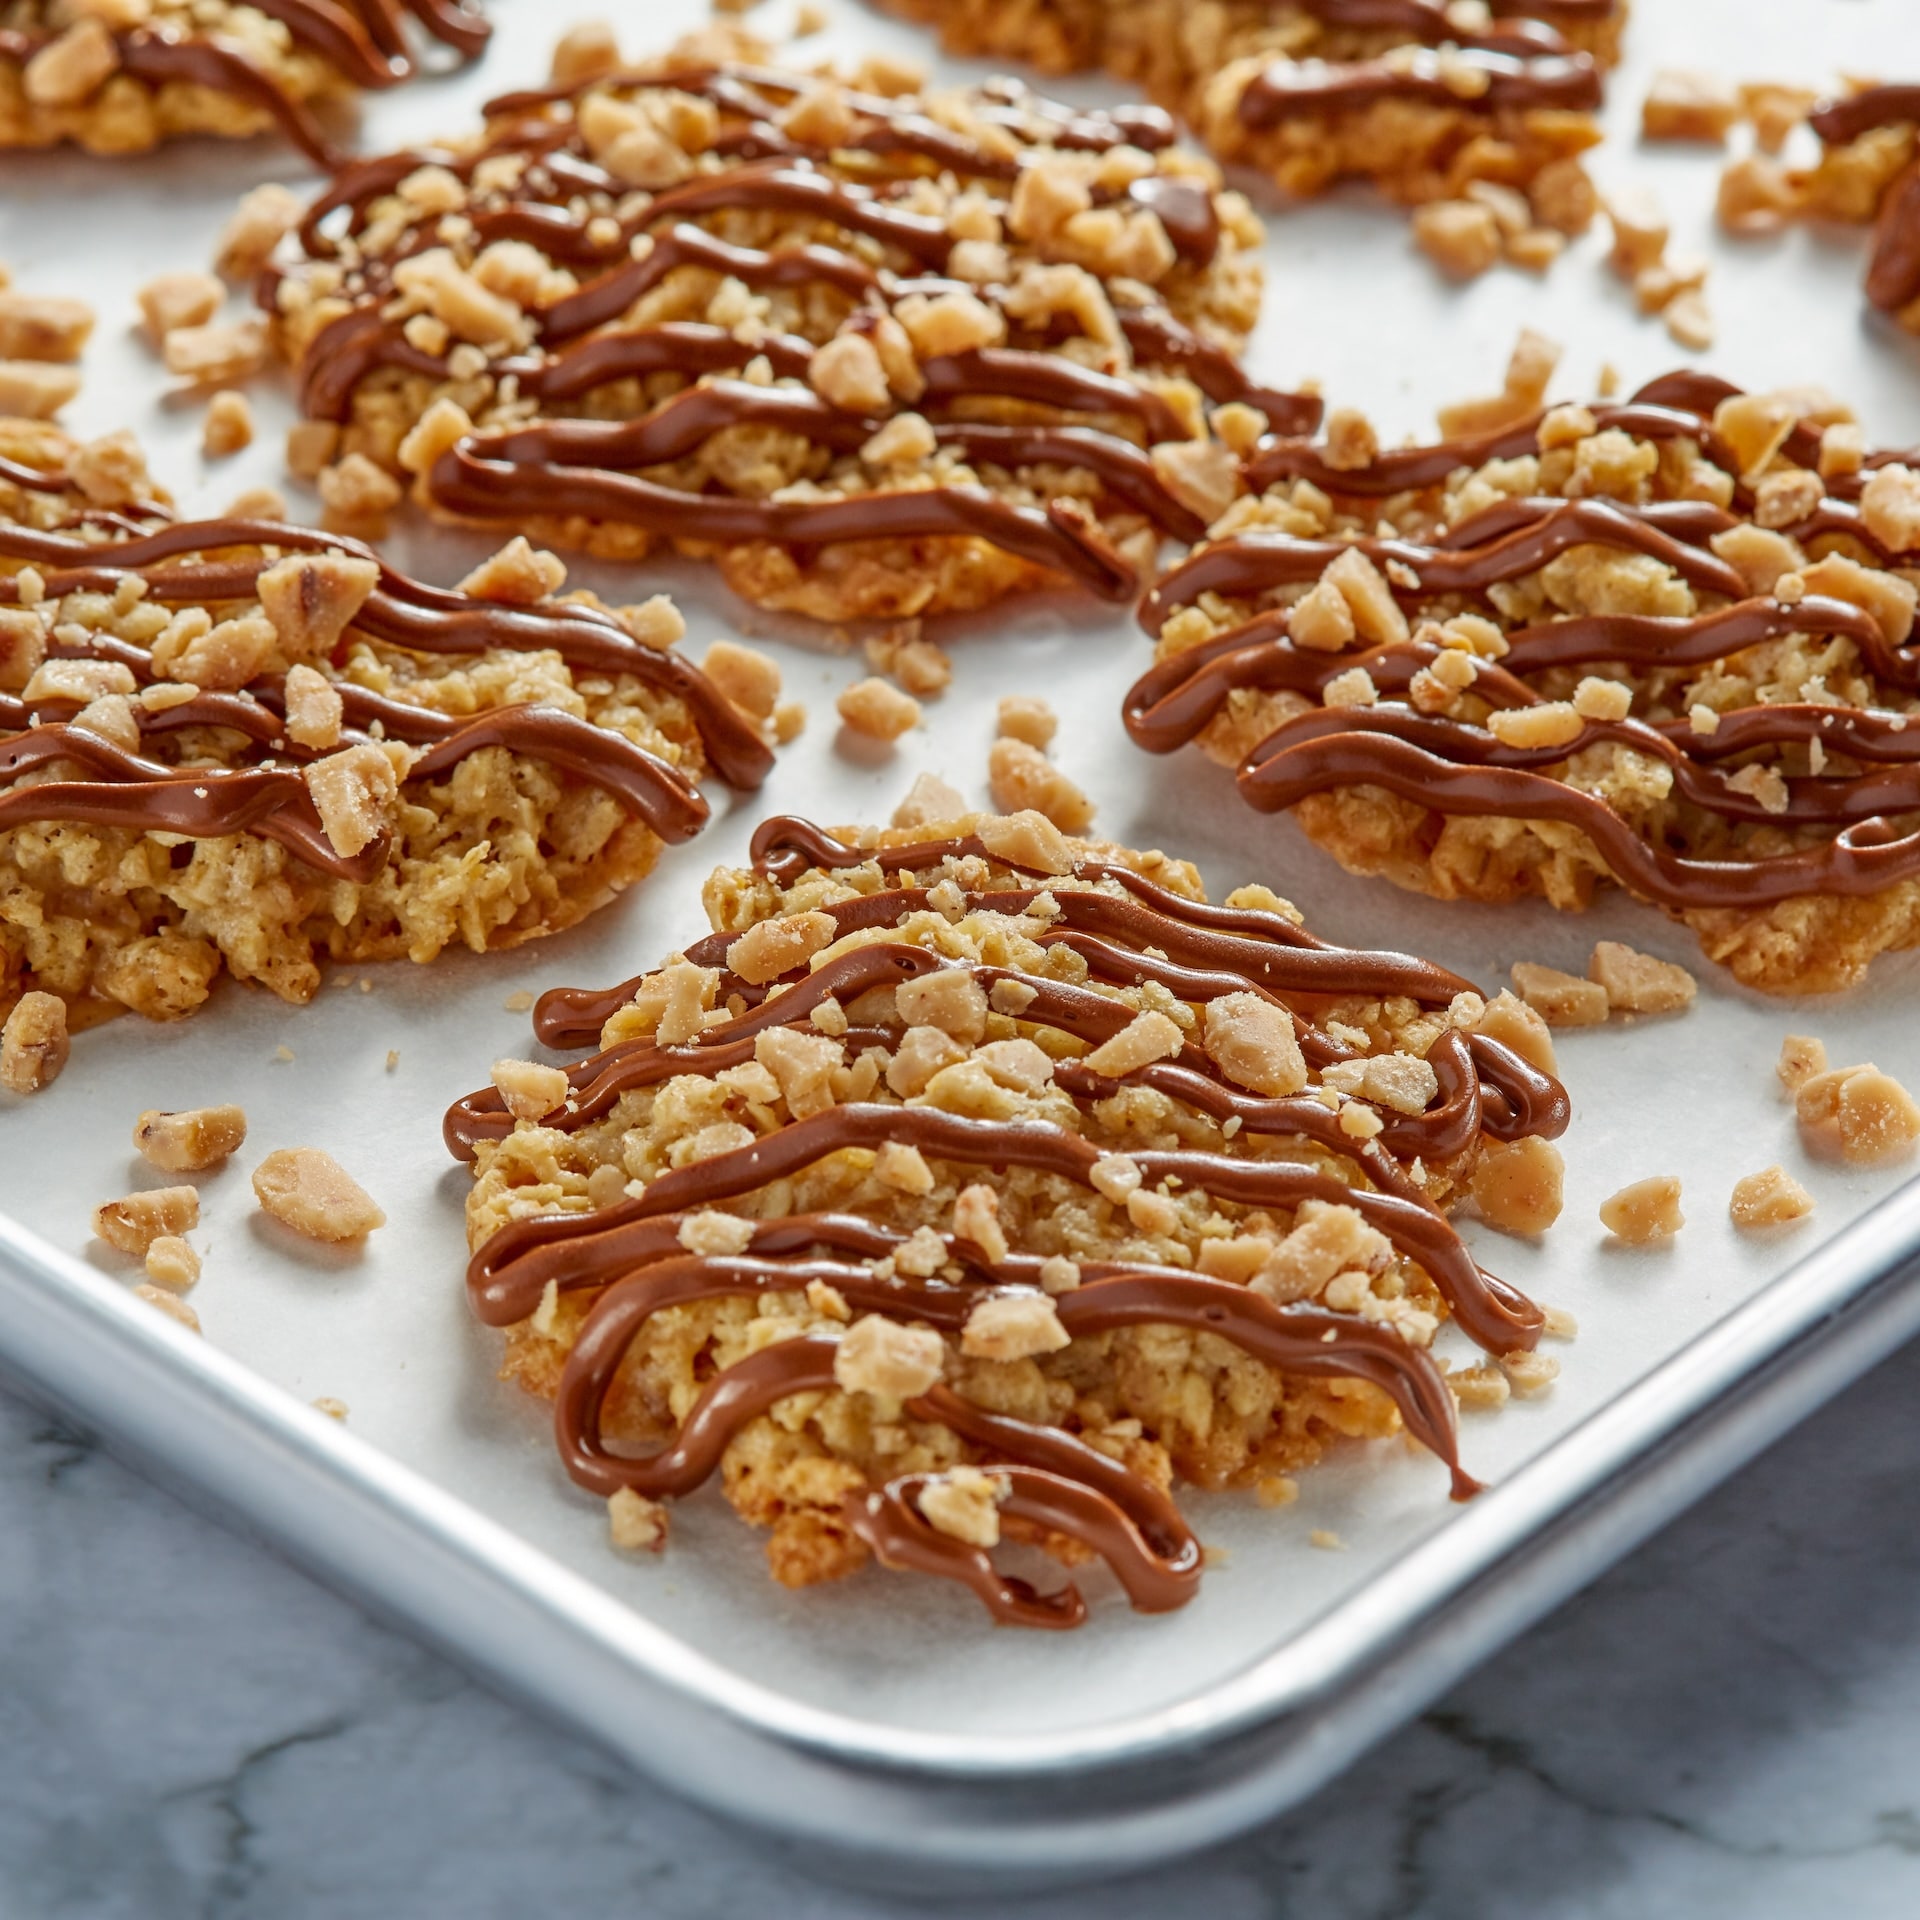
[1140,498,1749,633]
[447,935,1487,1184]
[458,391,1201,537]
[742,816,1482,999]
[1808,83,1920,146]
[1251,702,1920,830]
[1239,47,1603,129]
[0,724,386,882]
[425,443,1140,601]
[0,519,772,791]
[1243,399,1741,498]
[578,1102,1538,1352]
[544,1248,1465,1491]
[1238,730,1920,910]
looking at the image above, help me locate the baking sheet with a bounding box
[3,0,1920,1747]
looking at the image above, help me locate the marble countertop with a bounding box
[6,1343,1920,1920]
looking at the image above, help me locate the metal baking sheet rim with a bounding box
[4,1179,1919,1890]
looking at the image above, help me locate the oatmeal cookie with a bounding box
[444,808,1570,1625]
[0,0,488,167]
[0,422,775,1028]
[262,27,1311,623]
[1128,364,1920,994]
[1797,85,1920,335]
[882,0,1623,235]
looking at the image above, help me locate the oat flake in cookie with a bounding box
[443,809,1570,1627]
[0,422,775,1029]
[880,0,1623,241]
[1128,365,1920,995]
[262,25,1311,624]
[0,0,488,167]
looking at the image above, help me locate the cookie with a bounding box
[1128,365,1920,994]
[0,422,776,1026]
[444,808,1569,1626]
[882,0,1622,236]
[0,0,489,167]
[1800,85,1920,333]
[263,27,1313,624]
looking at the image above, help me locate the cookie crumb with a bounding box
[833,1313,944,1398]
[502,990,535,1012]
[1448,1362,1511,1411]
[891,770,967,827]
[137,270,222,342]
[1730,1165,1815,1229]
[1308,1528,1345,1551]
[1587,942,1696,1014]
[1641,69,1741,143]
[1664,289,1715,351]
[700,640,782,723]
[1,990,69,1094]
[251,1148,385,1241]
[1510,961,1610,1028]
[608,1487,669,1553]
[143,1236,201,1290]
[492,1057,570,1123]
[916,1465,1007,1548]
[987,736,1093,832]
[1498,1349,1560,1397]
[201,390,253,458]
[312,1397,349,1421]
[836,675,921,743]
[1599,1175,1684,1244]
[1411,199,1501,279]
[162,318,268,387]
[133,1284,201,1333]
[1777,1033,1827,1094]
[1468,1135,1565,1236]
[133,1104,247,1172]
[864,624,950,697]
[94,1186,199,1257]
[995,695,1058,749]
[962,1289,1069,1360]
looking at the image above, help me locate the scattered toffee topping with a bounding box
[0,0,489,169]
[272,62,1318,606]
[1127,370,1920,917]
[0,502,772,883]
[445,819,1573,1626]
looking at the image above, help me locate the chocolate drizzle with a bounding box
[0,0,489,168]
[0,509,774,880]
[1239,46,1603,129]
[447,818,1572,1625]
[1808,85,1920,317]
[1127,370,1920,922]
[273,61,1316,607]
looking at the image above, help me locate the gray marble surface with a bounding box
[5,1344,1920,1920]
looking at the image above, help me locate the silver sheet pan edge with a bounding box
[5,1175,1920,1892]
